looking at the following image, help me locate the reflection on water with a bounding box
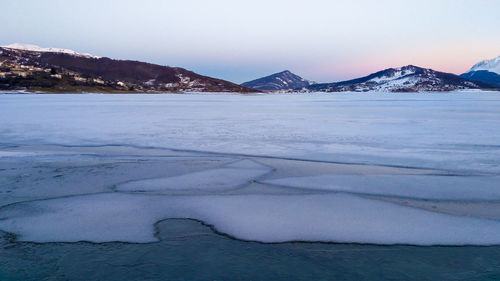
[1,219,500,281]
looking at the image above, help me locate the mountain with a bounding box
[461,70,500,86]
[469,55,500,74]
[460,56,500,86]
[0,44,255,93]
[308,65,498,92]
[241,70,314,91]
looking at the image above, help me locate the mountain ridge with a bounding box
[461,70,500,87]
[0,45,256,93]
[307,65,497,92]
[1,43,499,93]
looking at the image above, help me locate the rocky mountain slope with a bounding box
[308,65,497,92]
[0,44,255,93]
[241,70,314,91]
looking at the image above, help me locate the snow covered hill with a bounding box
[308,65,497,92]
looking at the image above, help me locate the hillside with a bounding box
[0,44,255,93]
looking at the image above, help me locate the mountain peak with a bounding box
[469,55,500,75]
[2,43,100,59]
[241,70,314,91]
[394,65,427,71]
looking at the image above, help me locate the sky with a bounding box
[1,0,500,83]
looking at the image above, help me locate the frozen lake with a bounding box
[1,91,500,279]
[1,92,500,173]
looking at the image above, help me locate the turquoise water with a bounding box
[2,219,500,281]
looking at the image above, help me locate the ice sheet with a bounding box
[117,159,271,192]
[2,193,500,245]
[264,175,500,200]
[2,93,500,246]
[1,93,500,173]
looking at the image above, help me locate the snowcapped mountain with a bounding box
[0,45,255,93]
[308,65,497,92]
[469,55,500,74]
[2,43,100,59]
[241,70,314,91]
[460,56,500,87]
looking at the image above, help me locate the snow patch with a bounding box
[276,77,288,86]
[2,43,100,59]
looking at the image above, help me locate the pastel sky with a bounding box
[2,0,500,83]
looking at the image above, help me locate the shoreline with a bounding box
[0,89,497,95]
